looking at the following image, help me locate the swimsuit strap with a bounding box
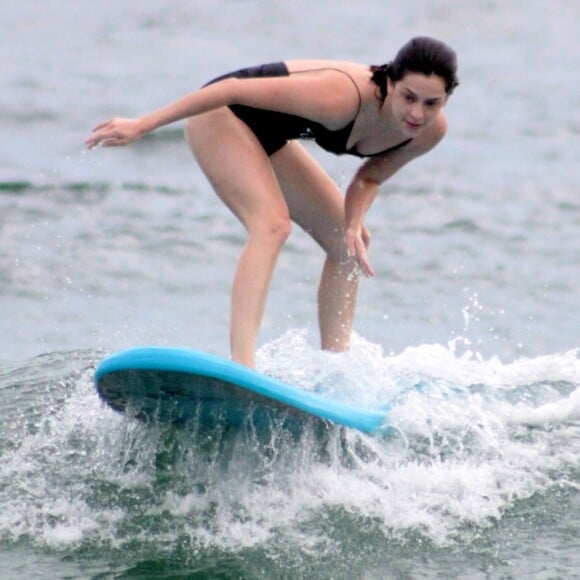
[290,67,412,158]
[289,67,363,123]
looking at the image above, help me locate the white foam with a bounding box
[504,386,580,427]
[1,340,578,551]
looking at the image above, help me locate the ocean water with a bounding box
[1,0,579,578]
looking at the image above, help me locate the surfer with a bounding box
[86,36,459,368]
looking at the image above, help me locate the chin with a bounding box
[403,121,424,134]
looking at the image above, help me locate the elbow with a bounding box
[352,174,381,193]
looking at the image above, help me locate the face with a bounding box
[386,72,447,136]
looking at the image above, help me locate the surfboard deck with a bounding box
[94,347,390,434]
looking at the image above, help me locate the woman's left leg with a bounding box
[270,142,364,351]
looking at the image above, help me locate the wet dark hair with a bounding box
[371,36,459,99]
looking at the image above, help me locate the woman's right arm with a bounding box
[85,69,359,148]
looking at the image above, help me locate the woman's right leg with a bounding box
[185,107,291,368]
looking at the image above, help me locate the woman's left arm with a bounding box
[344,116,447,276]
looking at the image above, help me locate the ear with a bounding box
[386,76,395,95]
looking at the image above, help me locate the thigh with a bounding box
[271,142,349,260]
[185,107,289,230]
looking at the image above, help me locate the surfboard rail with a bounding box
[95,347,390,434]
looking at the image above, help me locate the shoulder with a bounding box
[222,60,364,128]
[283,60,368,127]
[285,60,370,94]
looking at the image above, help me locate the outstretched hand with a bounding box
[85,117,144,149]
[346,225,374,277]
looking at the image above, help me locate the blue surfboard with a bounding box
[94,347,390,434]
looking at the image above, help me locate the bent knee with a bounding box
[266,215,292,246]
[249,215,292,248]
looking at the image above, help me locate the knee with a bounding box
[269,215,292,247]
[252,215,292,249]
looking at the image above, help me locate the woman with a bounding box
[86,36,459,368]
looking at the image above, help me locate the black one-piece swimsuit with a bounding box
[205,62,412,157]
